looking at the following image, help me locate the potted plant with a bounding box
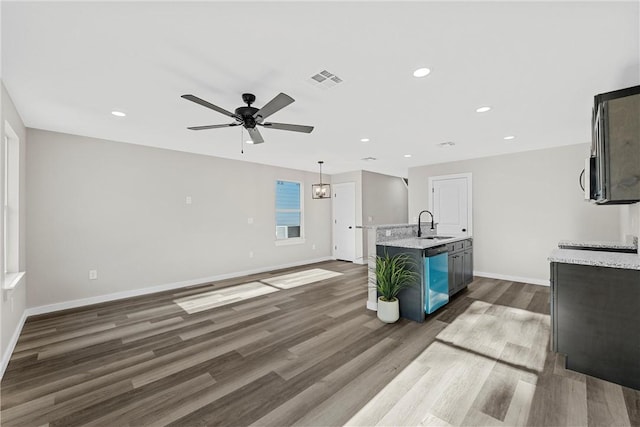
[374,252,419,323]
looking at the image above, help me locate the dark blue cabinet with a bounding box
[551,262,640,390]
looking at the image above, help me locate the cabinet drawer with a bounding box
[447,241,467,252]
[464,239,473,249]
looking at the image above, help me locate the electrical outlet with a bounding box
[368,216,373,223]
[247,217,254,224]
[385,230,391,237]
[185,196,192,205]
[312,244,316,250]
[89,270,98,280]
[249,251,254,258]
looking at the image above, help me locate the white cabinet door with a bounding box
[431,175,471,237]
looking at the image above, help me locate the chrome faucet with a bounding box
[417,210,434,237]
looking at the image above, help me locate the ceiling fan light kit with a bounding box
[312,160,331,199]
[182,92,314,145]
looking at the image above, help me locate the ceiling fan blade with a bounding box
[261,122,314,133]
[246,127,265,144]
[187,123,239,130]
[181,94,238,119]
[253,93,294,121]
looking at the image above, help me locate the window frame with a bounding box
[274,179,305,246]
[2,121,24,290]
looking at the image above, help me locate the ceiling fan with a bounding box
[181,92,314,144]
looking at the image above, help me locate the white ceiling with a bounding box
[2,1,639,177]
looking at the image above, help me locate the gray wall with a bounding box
[621,203,640,251]
[361,170,408,260]
[408,143,622,283]
[1,82,28,373]
[26,129,332,308]
[331,170,408,264]
[362,170,408,226]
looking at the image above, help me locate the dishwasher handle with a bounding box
[424,245,448,257]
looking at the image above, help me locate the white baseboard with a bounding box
[366,300,378,311]
[1,309,28,380]
[26,256,333,317]
[474,271,549,287]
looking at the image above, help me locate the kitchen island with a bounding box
[549,240,640,390]
[376,234,473,322]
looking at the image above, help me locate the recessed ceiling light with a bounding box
[361,156,377,161]
[360,138,370,142]
[504,135,516,140]
[245,140,254,145]
[437,141,456,148]
[413,68,431,78]
[404,154,412,158]
[111,110,126,117]
[476,106,491,113]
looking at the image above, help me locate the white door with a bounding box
[430,174,472,237]
[333,182,356,262]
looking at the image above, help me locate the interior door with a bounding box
[332,182,356,262]
[431,175,471,237]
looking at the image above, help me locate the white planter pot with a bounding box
[377,297,399,323]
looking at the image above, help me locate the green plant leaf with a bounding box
[374,251,419,301]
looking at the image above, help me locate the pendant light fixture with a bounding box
[312,161,331,199]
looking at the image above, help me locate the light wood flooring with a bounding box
[1,260,638,426]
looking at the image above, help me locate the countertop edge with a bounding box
[558,239,637,251]
[377,236,470,250]
[549,248,640,271]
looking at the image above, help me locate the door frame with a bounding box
[332,181,356,262]
[428,173,473,236]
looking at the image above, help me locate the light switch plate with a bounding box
[89,270,98,280]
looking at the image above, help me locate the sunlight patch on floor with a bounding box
[260,268,343,289]
[345,300,549,426]
[174,268,343,313]
[174,282,278,314]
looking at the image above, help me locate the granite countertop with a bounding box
[370,223,418,230]
[549,248,640,270]
[378,236,469,250]
[357,223,417,230]
[558,239,638,252]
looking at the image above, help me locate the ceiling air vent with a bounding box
[437,141,456,148]
[361,156,377,161]
[309,70,343,89]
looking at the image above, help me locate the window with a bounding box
[275,180,302,241]
[2,122,23,290]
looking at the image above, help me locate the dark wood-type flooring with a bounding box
[1,260,638,426]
